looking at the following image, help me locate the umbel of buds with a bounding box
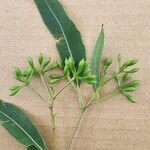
[10,53,61,96]
[49,57,97,85]
[113,54,140,103]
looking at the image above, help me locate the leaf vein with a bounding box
[45,0,73,59]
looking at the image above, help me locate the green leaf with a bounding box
[91,25,104,90]
[0,100,46,150]
[34,0,86,66]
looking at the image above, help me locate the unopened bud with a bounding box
[42,58,51,68]
[104,58,112,67]
[49,78,62,84]
[126,94,136,103]
[63,66,69,75]
[123,73,131,81]
[9,86,21,96]
[126,68,139,73]
[14,67,22,77]
[123,80,140,88]
[122,87,137,92]
[79,59,85,69]
[28,57,34,69]
[130,59,138,65]
[38,53,44,64]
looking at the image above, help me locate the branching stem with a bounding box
[39,74,57,150]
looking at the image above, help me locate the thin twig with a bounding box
[67,111,84,150]
[54,78,74,98]
[39,74,57,150]
[71,81,84,109]
[40,74,53,100]
[89,89,119,106]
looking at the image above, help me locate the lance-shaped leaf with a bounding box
[91,25,104,90]
[0,100,46,150]
[34,0,86,66]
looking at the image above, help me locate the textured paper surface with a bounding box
[0,0,150,150]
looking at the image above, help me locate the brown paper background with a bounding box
[0,0,150,150]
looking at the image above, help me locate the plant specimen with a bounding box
[0,0,140,150]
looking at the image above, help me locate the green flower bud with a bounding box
[122,87,137,92]
[42,58,51,68]
[124,93,136,103]
[83,68,90,76]
[123,80,140,89]
[77,59,88,75]
[78,59,85,70]
[68,57,75,69]
[123,73,131,81]
[50,62,58,70]
[28,57,34,69]
[81,75,96,80]
[14,67,22,77]
[121,59,138,71]
[104,58,112,67]
[25,67,34,77]
[9,86,21,96]
[14,74,24,82]
[84,79,97,84]
[50,74,64,79]
[49,78,62,84]
[38,53,44,64]
[121,60,132,69]
[65,58,69,64]
[63,66,69,75]
[9,85,21,91]
[130,59,138,65]
[125,68,139,73]
[80,75,97,84]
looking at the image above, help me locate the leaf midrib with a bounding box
[45,0,73,59]
[0,111,44,150]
